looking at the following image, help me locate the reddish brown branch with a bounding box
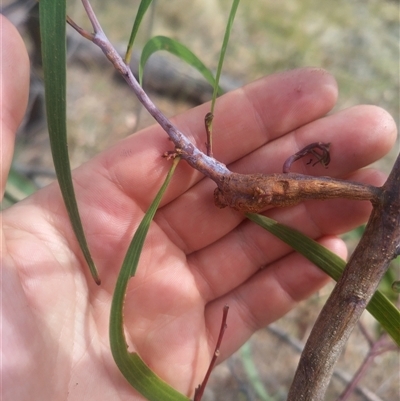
[194,305,229,401]
[204,112,214,158]
[338,333,397,401]
[66,16,94,41]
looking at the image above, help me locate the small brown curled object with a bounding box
[282,142,331,173]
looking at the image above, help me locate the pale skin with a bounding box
[1,15,397,401]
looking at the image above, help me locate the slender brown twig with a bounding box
[337,332,398,401]
[194,305,229,401]
[204,112,214,158]
[268,324,386,401]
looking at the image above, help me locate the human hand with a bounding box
[1,15,396,401]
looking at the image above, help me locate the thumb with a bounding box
[1,15,30,198]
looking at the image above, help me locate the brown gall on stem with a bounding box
[214,172,382,213]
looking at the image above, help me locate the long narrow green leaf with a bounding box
[125,0,154,64]
[139,35,223,95]
[246,213,400,347]
[210,0,240,114]
[39,0,100,284]
[110,157,189,401]
[206,0,240,157]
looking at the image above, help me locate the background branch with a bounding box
[268,324,386,401]
[287,153,400,400]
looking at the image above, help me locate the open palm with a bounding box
[1,16,396,401]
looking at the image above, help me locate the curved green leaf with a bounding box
[125,0,154,64]
[246,213,400,347]
[139,35,223,96]
[39,0,100,284]
[110,157,189,401]
[210,0,240,114]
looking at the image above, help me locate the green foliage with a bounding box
[125,0,154,63]
[139,35,224,95]
[39,0,100,284]
[109,157,190,401]
[210,0,240,114]
[246,213,400,347]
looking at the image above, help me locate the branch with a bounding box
[268,324,386,401]
[194,305,229,401]
[337,333,397,401]
[69,1,382,215]
[68,1,230,185]
[287,153,400,400]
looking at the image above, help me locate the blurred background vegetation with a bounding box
[2,0,399,399]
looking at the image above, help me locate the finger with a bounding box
[204,236,346,361]
[173,67,338,164]
[154,105,396,254]
[95,67,338,209]
[0,16,30,197]
[235,104,397,176]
